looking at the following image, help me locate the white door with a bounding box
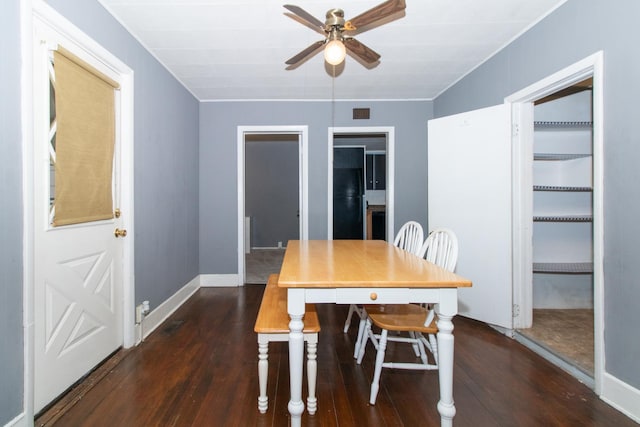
[32,34,125,412]
[428,104,513,328]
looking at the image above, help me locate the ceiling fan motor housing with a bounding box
[325,8,345,29]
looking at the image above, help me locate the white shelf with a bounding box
[533,262,593,274]
[533,215,592,222]
[534,185,591,192]
[534,121,593,130]
[534,153,591,161]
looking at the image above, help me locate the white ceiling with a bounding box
[98,0,566,101]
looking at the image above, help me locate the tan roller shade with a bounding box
[52,47,118,227]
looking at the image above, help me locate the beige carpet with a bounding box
[245,248,285,284]
[518,308,594,375]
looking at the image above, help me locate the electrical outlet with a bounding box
[278,241,283,249]
[142,300,150,316]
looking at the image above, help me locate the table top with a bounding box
[278,240,472,289]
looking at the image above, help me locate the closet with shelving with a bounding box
[523,83,595,377]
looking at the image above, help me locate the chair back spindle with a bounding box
[393,221,424,255]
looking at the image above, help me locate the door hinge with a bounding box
[512,304,520,318]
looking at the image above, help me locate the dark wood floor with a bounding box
[38,286,636,427]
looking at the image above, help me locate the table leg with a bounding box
[436,313,455,427]
[288,290,305,427]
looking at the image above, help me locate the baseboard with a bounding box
[199,274,241,287]
[601,372,640,423]
[3,412,25,427]
[140,276,200,341]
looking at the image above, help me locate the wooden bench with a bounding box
[254,274,321,414]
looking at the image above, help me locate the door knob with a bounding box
[114,228,127,238]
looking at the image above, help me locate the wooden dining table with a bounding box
[278,240,472,427]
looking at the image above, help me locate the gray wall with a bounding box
[434,0,640,389]
[0,0,199,422]
[46,0,201,310]
[245,138,299,248]
[1,0,25,422]
[199,100,434,273]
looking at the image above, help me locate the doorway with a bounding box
[244,134,298,283]
[328,127,395,241]
[516,81,596,385]
[237,126,308,285]
[508,52,604,391]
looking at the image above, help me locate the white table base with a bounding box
[287,287,459,427]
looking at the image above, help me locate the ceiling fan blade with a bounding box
[345,0,406,32]
[344,38,381,64]
[285,40,325,67]
[283,5,326,35]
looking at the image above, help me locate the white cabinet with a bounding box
[532,91,593,308]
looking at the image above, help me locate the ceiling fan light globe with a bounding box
[324,40,346,65]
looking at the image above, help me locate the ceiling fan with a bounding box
[284,0,406,68]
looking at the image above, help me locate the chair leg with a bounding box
[417,336,428,365]
[429,333,439,365]
[356,317,374,364]
[353,306,367,359]
[257,340,269,413]
[306,338,318,415]
[408,331,421,357]
[343,304,356,333]
[415,333,438,367]
[369,329,388,405]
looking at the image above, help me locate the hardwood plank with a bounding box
[40,286,637,426]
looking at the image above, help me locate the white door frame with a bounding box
[328,127,395,242]
[237,126,309,284]
[23,1,135,419]
[506,51,604,392]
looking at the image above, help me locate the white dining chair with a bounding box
[356,228,458,404]
[343,221,424,359]
[392,220,425,254]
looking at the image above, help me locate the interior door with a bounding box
[33,38,124,412]
[428,104,513,328]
